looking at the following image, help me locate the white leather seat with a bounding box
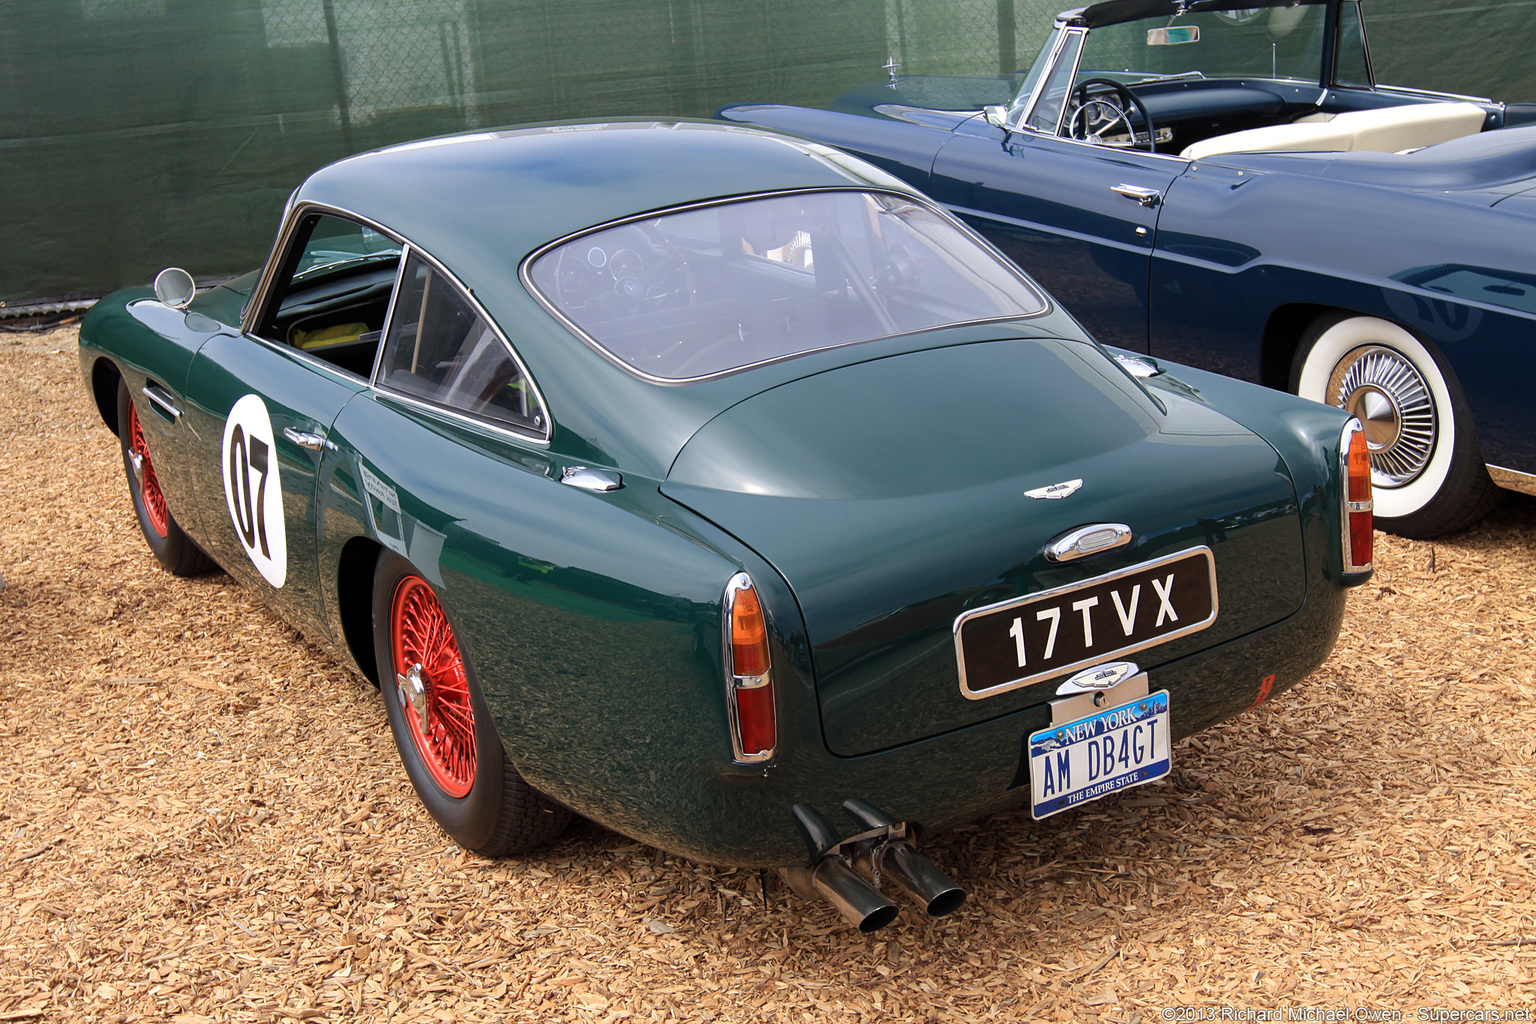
[1331,101,1486,153]
[1181,120,1353,159]
[1181,101,1486,160]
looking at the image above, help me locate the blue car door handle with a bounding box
[1111,183,1162,207]
[283,426,337,452]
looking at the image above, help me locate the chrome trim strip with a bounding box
[244,200,553,446]
[723,572,775,765]
[953,545,1218,701]
[370,386,553,449]
[1488,465,1536,498]
[1034,131,1191,163]
[1380,84,1492,104]
[140,384,181,421]
[367,246,411,388]
[517,187,1053,387]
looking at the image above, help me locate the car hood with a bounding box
[662,337,1306,756]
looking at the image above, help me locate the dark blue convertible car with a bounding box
[723,0,1536,537]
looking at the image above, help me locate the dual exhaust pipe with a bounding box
[783,800,965,932]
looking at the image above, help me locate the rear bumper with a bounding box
[532,580,1348,868]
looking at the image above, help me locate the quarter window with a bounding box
[378,253,546,436]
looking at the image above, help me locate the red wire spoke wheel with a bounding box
[391,575,476,797]
[372,549,572,855]
[128,400,170,539]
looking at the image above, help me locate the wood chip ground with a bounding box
[2,327,1533,1021]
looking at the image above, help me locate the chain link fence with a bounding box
[4,0,1535,307]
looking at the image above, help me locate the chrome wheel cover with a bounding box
[1327,345,1436,487]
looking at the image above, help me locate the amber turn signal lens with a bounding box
[730,584,771,678]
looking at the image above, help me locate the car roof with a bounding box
[289,120,1088,478]
[294,120,917,271]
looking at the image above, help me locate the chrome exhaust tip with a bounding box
[842,799,966,918]
[784,801,964,930]
[788,856,900,933]
[880,838,967,917]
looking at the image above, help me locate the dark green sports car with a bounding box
[79,120,1372,932]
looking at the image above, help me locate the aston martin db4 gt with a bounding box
[721,0,1536,538]
[79,120,1371,931]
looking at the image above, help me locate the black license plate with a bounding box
[954,547,1216,699]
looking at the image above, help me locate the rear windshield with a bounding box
[525,190,1048,381]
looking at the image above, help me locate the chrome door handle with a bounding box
[141,385,181,421]
[559,465,623,492]
[1111,183,1162,207]
[282,427,336,452]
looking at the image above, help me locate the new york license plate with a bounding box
[1029,690,1171,819]
[954,547,1215,699]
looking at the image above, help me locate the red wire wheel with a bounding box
[128,400,169,539]
[391,576,477,798]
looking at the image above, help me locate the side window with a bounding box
[254,213,402,378]
[1333,3,1372,89]
[378,253,547,436]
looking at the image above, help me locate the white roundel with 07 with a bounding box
[221,394,288,588]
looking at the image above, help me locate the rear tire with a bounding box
[1290,313,1501,538]
[372,550,571,856]
[116,377,217,576]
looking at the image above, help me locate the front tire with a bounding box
[372,550,571,856]
[116,377,217,576]
[1291,313,1501,538]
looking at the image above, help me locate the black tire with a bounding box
[1290,312,1502,538]
[372,550,571,856]
[115,377,218,576]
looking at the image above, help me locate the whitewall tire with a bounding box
[1291,313,1500,538]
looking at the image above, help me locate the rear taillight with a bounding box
[1342,418,1373,573]
[724,573,776,762]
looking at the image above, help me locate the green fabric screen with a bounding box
[2,0,1533,308]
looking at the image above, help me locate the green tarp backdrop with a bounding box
[3,0,1534,308]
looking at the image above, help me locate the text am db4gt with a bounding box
[79,120,1371,931]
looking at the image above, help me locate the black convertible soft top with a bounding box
[1071,0,1335,30]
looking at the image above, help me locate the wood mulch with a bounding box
[2,326,1533,1022]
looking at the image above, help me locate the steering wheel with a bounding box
[1067,78,1157,153]
[552,224,696,314]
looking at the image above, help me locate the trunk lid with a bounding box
[663,336,1305,755]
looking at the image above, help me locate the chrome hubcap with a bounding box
[396,662,429,733]
[1327,345,1435,487]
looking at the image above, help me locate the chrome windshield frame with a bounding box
[1008,20,1088,134]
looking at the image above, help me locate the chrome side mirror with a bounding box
[153,267,196,309]
[984,105,1011,130]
